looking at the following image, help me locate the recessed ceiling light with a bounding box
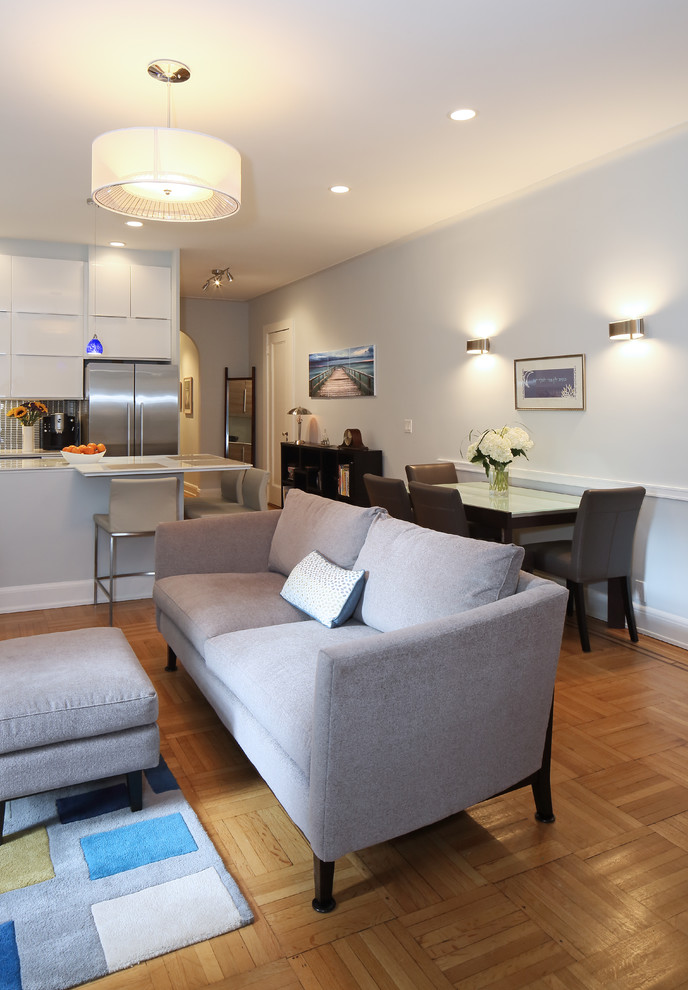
[126,220,143,227]
[109,241,126,248]
[449,108,477,121]
[330,185,350,194]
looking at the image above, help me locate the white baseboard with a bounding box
[586,587,688,650]
[0,578,153,615]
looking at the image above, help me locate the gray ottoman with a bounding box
[0,627,160,841]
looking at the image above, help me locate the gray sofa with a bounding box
[154,489,568,910]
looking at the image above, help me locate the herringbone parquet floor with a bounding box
[3,601,688,989]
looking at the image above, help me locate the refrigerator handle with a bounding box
[127,404,132,457]
[140,403,144,454]
[243,388,247,413]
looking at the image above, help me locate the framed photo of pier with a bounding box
[514,354,585,410]
[308,345,376,398]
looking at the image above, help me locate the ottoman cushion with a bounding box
[0,627,158,755]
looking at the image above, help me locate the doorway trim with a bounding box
[264,319,295,506]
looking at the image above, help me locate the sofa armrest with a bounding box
[155,509,282,579]
[308,575,568,862]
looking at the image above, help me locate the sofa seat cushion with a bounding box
[268,488,384,577]
[204,620,380,774]
[354,516,525,632]
[153,572,308,656]
[0,627,157,754]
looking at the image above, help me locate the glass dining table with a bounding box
[442,481,625,631]
[442,482,580,544]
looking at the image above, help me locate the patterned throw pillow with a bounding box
[280,550,366,628]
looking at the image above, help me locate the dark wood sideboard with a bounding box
[280,442,383,507]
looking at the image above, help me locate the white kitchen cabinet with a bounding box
[12,258,84,315]
[0,355,9,396]
[0,312,11,395]
[130,266,171,319]
[91,263,131,317]
[92,317,171,360]
[12,312,83,356]
[11,355,83,398]
[88,262,172,360]
[0,312,10,353]
[0,256,11,312]
[91,264,171,319]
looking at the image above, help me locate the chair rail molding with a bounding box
[451,459,688,503]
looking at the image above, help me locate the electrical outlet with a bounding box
[404,419,413,433]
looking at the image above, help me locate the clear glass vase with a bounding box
[488,463,509,494]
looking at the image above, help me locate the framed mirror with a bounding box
[225,366,255,464]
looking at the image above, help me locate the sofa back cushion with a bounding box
[268,489,384,576]
[353,516,525,632]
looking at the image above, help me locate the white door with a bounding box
[265,322,294,506]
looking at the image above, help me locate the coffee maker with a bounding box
[40,413,78,451]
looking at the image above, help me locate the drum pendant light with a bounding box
[91,60,241,222]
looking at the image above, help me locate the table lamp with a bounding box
[287,406,311,444]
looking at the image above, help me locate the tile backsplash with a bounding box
[0,399,82,450]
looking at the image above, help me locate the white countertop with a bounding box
[0,453,251,474]
[73,454,251,476]
[0,455,72,470]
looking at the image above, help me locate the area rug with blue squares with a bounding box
[0,758,253,990]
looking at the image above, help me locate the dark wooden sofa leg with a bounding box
[312,856,336,913]
[127,770,143,812]
[165,646,177,672]
[532,702,555,823]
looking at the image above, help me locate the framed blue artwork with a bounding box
[514,354,585,410]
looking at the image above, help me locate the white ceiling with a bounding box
[2,0,688,301]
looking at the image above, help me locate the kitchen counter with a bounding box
[0,453,252,614]
[0,456,72,470]
[73,454,250,476]
[0,453,250,474]
[0,450,64,460]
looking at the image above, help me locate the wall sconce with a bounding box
[466,338,490,354]
[609,318,645,340]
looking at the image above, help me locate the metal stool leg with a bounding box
[108,533,115,626]
[93,522,99,606]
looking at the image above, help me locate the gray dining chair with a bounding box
[527,486,646,652]
[408,480,470,537]
[363,473,414,522]
[405,462,458,485]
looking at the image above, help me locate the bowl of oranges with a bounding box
[61,442,107,463]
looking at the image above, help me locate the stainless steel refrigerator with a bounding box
[84,361,179,456]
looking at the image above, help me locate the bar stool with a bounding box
[94,477,180,625]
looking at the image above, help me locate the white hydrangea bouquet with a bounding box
[466,425,533,493]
